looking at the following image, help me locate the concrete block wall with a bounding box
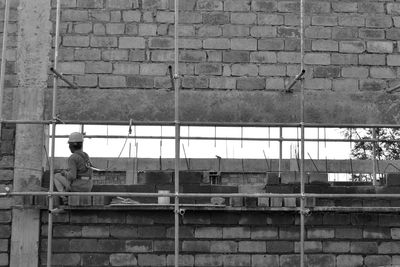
[52,0,400,91]
[0,123,15,267]
[40,210,400,267]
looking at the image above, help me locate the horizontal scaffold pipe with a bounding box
[2,119,400,129]
[2,191,400,199]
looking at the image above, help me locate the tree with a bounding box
[342,128,400,182]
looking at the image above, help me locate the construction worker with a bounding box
[54,132,93,204]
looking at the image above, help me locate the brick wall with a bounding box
[0,123,15,267]
[40,210,400,267]
[53,0,400,91]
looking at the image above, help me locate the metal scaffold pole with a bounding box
[299,0,306,265]
[173,0,180,266]
[0,0,10,127]
[47,0,61,266]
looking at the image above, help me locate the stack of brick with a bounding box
[40,210,400,267]
[0,123,15,266]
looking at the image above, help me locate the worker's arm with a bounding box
[63,156,78,181]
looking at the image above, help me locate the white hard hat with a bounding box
[68,132,84,143]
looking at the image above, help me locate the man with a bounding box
[54,132,93,204]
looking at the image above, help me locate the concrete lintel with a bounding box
[44,89,400,124]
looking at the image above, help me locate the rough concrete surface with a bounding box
[46,89,400,124]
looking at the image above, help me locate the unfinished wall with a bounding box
[39,210,400,267]
[38,0,400,123]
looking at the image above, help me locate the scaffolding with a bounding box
[0,0,400,267]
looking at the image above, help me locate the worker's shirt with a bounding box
[65,150,92,181]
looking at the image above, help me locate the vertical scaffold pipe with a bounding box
[0,0,10,124]
[47,0,61,266]
[300,0,306,265]
[173,0,180,266]
[372,127,377,186]
[279,127,282,178]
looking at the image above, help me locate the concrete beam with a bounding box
[10,0,51,266]
[45,89,400,124]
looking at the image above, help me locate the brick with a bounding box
[360,79,386,91]
[90,36,118,47]
[335,227,362,239]
[223,255,250,267]
[86,62,112,74]
[182,76,208,88]
[63,36,89,47]
[82,226,109,238]
[351,241,378,254]
[370,67,396,79]
[70,239,98,252]
[223,227,250,239]
[313,66,340,78]
[93,23,106,35]
[267,241,293,253]
[209,77,236,89]
[110,225,138,238]
[77,0,103,8]
[307,228,334,239]
[137,226,166,238]
[203,38,230,49]
[336,255,363,267]
[183,241,210,252]
[167,255,194,267]
[180,51,206,62]
[237,77,265,90]
[52,254,80,266]
[231,64,258,77]
[138,24,157,36]
[90,11,110,21]
[359,2,384,13]
[197,0,223,11]
[305,27,331,39]
[195,227,222,239]
[180,12,202,24]
[339,41,365,53]
[149,37,174,49]
[280,254,299,267]
[250,26,276,38]
[367,41,393,53]
[223,51,250,62]
[81,254,108,266]
[122,10,141,22]
[294,241,322,253]
[277,27,300,38]
[203,13,229,24]
[140,63,168,75]
[119,37,145,49]
[323,241,350,253]
[342,67,368,78]
[224,0,250,11]
[359,54,385,66]
[359,29,384,40]
[365,256,391,267]
[110,254,137,266]
[179,38,202,49]
[74,48,101,60]
[59,62,85,75]
[322,213,350,225]
[53,225,81,237]
[0,170,13,181]
[62,10,88,21]
[311,40,338,52]
[364,227,391,239]
[231,13,256,24]
[367,16,392,28]
[338,16,364,27]
[388,3,400,15]
[304,53,330,65]
[259,65,285,76]
[126,240,152,253]
[114,63,139,75]
[259,14,284,26]
[332,2,357,13]
[312,15,337,26]
[252,255,279,267]
[387,28,400,40]
[231,38,257,50]
[258,39,284,51]
[351,213,378,226]
[198,25,222,37]
[74,23,92,34]
[156,11,174,23]
[127,75,154,88]
[379,242,400,254]
[238,241,265,253]
[106,0,133,9]
[195,254,222,266]
[195,63,221,75]
[210,241,237,253]
[99,75,126,88]
[106,23,125,35]
[142,0,168,9]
